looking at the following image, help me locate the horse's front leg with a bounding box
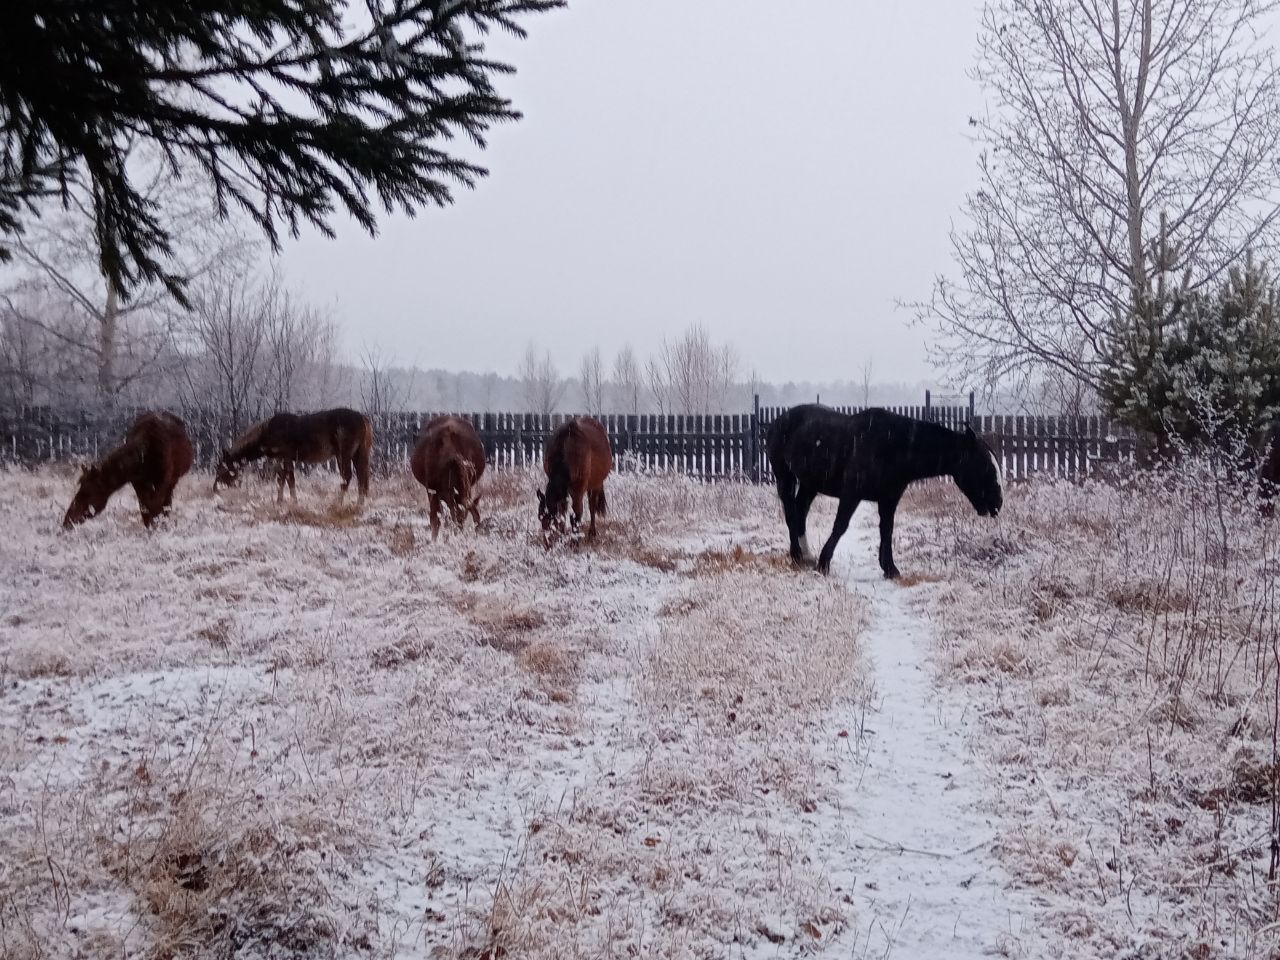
[286,462,298,503]
[135,482,160,529]
[817,497,859,575]
[275,463,288,504]
[428,492,442,541]
[878,495,902,579]
[794,486,820,565]
[571,490,585,534]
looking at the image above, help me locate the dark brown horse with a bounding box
[538,417,612,537]
[1260,423,1280,517]
[215,408,372,504]
[768,405,1002,577]
[63,411,194,529]
[411,415,486,539]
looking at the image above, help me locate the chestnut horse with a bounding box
[63,411,194,529]
[538,417,612,537]
[411,415,486,539]
[215,408,372,504]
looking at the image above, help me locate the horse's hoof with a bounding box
[883,568,901,580]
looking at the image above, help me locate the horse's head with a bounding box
[537,489,563,532]
[952,426,1003,518]
[62,466,110,529]
[538,463,571,533]
[213,449,240,491]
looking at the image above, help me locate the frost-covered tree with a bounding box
[519,342,564,415]
[578,346,605,416]
[922,0,1280,396]
[612,344,642,415]
[0,0,562,300]
[1102,254,1280,449]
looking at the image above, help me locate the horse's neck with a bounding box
[899,426,965,480]
[99,442,143,492]
[230,434,268,464]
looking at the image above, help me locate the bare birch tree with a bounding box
[360,345,409,421]
[647,324,738,414]
[612,343,643,415]
[177,255,269,434]
[578,346,605,416]
[921,0,1280,394]
[6,154,243,405]
[519,342,565,416]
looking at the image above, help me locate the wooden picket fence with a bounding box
[0,402,1140,482]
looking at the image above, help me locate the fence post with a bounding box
[749,393,761,484]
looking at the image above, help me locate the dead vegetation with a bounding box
[4,465,840,959]
[898,473,1280,956]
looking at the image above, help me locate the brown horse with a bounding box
[411,415,486,539]
[538,417,612,537]
[215,408,372,504]
[63,411,194,529]
[1260,423,1280,517]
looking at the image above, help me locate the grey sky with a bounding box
[280,1,984,385]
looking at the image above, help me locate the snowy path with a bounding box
[820,515,1037,958]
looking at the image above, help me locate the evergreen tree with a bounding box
[0,0,561,300]
[1102,253,1280,450]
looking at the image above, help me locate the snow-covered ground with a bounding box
[3,465,1278,958]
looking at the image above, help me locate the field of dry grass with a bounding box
[895,473,1280,958]
[10,458,1280,958]
[0,466,867,959]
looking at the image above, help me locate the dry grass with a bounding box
[685,543,790,577]
[4,465,842,959]
[897,473,1280,956]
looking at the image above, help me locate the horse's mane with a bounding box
[228,418,271,458]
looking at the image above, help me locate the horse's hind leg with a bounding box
[337,456,352,504]
[817,496,859,575]
[774,467,803,561]
[354,445,371,505]
[876,494,903,579]
[793,485,820,565]
[588,489,605,528]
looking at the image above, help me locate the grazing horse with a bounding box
[1260,424,1280,517]
[63,411,194,529]
[538,417,612,537]
[767,405,1003,578]
[410,415,486,539]
[215,408,372,504]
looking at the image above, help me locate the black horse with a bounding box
[767,405,1003,578]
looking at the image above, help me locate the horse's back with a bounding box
[547,417,611,489]
[414,415,484,485]
[769,405,929,495]
[128,410,193,482]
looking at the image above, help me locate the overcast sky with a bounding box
[279,1,985,385]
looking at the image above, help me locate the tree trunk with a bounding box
[98,279,119,405]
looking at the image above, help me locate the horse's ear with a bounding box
[965,424,977,439]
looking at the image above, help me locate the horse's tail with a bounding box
[766,409,798,519]
[458,458,477,507]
